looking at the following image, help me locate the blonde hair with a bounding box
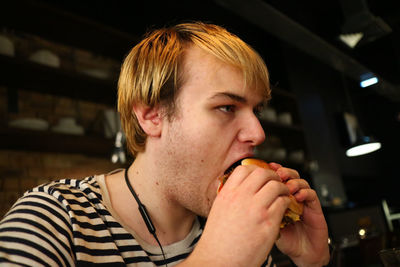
[118,22,271,156]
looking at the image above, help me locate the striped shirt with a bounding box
[0,173,274,266]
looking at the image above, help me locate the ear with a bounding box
[132,104,162,137]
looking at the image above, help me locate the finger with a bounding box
[294,188,319,206]
[240,167,281,194]
[268,162,282,171]
[276,167,300,182]
[220,164,258,190]
[264,195,291,227]
[254,180,290,208]
[285,178,310,195]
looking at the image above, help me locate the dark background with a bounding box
[1,1,400,265]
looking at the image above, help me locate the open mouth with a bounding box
[223,158,249,175]
[218,158,250,193]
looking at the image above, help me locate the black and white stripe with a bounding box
[0,175,202,266]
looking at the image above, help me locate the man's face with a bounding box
[157,46,266,217]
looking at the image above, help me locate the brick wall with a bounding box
[0,29,127,219]
[0,150,125,218]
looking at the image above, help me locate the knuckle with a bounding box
[277,167,300,180]
[268,180,288,193]
[256,167,279,180]
[276,195,290,207]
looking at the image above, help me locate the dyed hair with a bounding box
[118,22,271,156]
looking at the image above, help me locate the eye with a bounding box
[218,105,236,113]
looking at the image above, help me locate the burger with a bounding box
[217,158,303,228]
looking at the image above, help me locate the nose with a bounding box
[237,113,266,146]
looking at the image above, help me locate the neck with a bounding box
[111,152,196,246]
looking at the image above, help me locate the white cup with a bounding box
[278,112,292,125]
[288,150,305,163]
[260,107,277,121]
[0,34,15,57]
[272,148,287,161]
[52,117,84,135]
[29,49,60,68]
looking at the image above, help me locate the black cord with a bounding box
[124,168,167,266]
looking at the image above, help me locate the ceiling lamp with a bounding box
[360,72,379,88]
[346,135,382,157]
[338,0,392,48]
[340,74,382,157]
[341,112,382,157]
[338,32,363,49]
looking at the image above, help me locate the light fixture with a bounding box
[359,72,379,88]
[340,75,382,157]
[338,0,392,49]
[346,135,382,157]
[342,112,382,157]
[339,32,363,49]
[360,77,378,88]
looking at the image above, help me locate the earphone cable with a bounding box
[124,168,167,266]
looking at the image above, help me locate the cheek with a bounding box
[179,119,222,152]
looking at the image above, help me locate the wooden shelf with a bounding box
[0,55,117,105]
[261,120,305,148]
[0,126,114,158]
[0,0,139,60]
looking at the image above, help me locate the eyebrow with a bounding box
[208,92,247,103]
[209,92,266,108]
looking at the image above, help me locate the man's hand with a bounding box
[183,163,330,267]
[186,164,291,266]
[270,163,330,267]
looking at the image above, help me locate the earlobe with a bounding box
[132,104,162,137]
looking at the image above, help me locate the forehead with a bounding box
[178,41,270,100]
[177,46,264,104]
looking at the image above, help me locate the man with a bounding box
[0,22,330,266]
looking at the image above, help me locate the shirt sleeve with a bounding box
[0,191,75,267]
